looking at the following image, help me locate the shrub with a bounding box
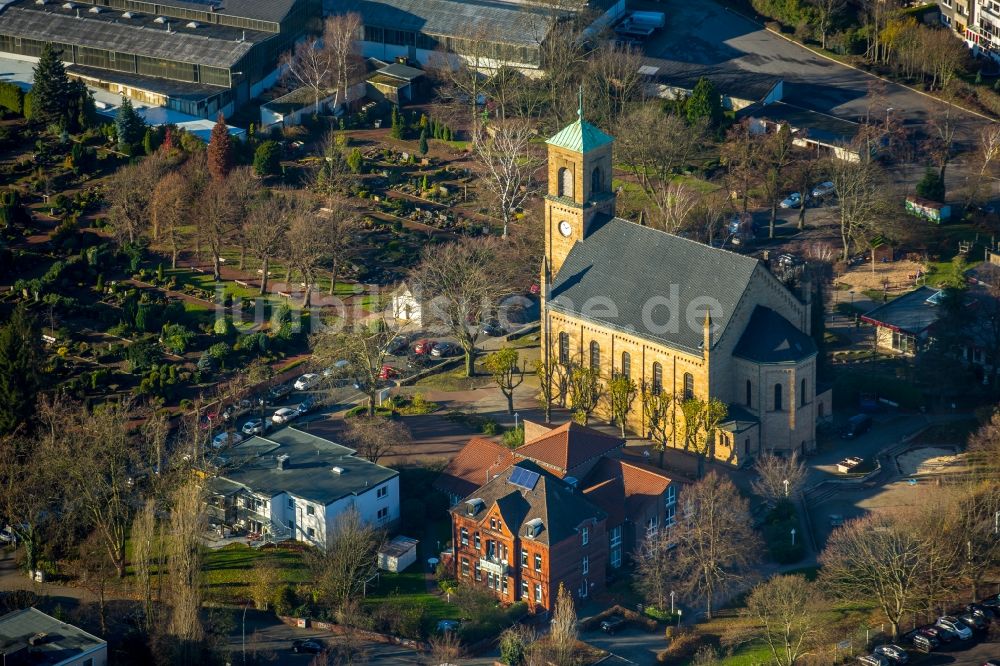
[214,316,237,337]
[481,419,498,435]
[253,140,282,176]
[273,585,297,617]
[662,628,700,661]
[208,341,232,360]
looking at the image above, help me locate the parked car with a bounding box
[271,407,299,425]
[293,373,320,391]
[413,339,436,355]
[242,418,268,436]
[858,654,889,666]
[811,181,836,198]
[379,365,399,381]
[936,616,972,640]
[267,384,292,402]
[780,192,804,208]
[841,413,872,439]
[600,616,627,634]
[297,396,317,414]
[873,644,909,664]
[386,336,409,355]
[481,320,508,337]
[904,630,936,652]
[431,341,458,358]
[291,639,323,654]
[212,431,243,448]
[966,602,996,620]
[919,625,953,643]
[981,594,1000,609]
[323,360,350,377]
[959,612,986,631]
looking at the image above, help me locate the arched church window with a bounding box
[558,167,573,198]
[591,166,602,194]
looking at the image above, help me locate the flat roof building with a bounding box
[206,427,401,547]
[0,608,107,666]
[0,0,320,117]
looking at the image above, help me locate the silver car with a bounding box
[935,616,972,640]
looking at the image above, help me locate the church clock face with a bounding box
[558,220,573,237]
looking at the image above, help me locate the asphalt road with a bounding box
[641,0,990,146]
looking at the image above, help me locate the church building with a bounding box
[540,108,832,465]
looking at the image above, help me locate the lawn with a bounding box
[202,543,311,604]
[361,568,455,630]
[166,268,260,300]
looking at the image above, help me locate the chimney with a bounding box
[331,466,345,475]
[276,454,289,470]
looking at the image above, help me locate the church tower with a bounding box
[542,92,616,280]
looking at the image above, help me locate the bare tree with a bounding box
[964,124,1000,210]
[342,416,410,464]
[642,387,681,468]
[307,508,383,610]
[750,452,808,506]
[168,479,206,654]
[819,511,939,639]
[634,531,675,611]
[46,399,147,578]
[585,43,647,127]
[312,311,404,416]
[616,106,705,197]
[105,152,169,245]
[324,14,363,110]
[665,472,762,618]
[744,575,828,666]
[472,118,541,238]
[646,181,699,234]
[0,430,62,576]
[549,582,578,666]
[483,347,524,415]
[316,201,362,297]
[760,124,795,239]
[150,171,190,267]
[132,499,160,631]
[828,136,889,261]
[535,348,564,424]
[679,397,728,479]
[199,180,237,281]
[409,236,517,376]
[606,374,637,437]
[809,0,845,49]
[248,555,281,611]
[426,632,464,666]
[285,203,337,307]
[721,120,763,214]
[280,31,334,112]
[72,531,117,634]
[567,364,602,425]
[244,191,291,296]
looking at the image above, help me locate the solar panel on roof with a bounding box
[510,467,539,490]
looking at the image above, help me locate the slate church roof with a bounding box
[549,217,760,353]
[733,306,816,363]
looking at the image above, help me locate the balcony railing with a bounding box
[479,557,509,577]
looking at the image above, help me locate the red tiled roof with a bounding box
[582,457,673,520]
[434,437,516,499]
[515,422,624,473]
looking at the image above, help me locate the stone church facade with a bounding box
[539,112,832,465]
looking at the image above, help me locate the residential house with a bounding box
[450,460,608,611]
[0,608,107,666]
[438,422,680,606]
[206,427,400,547]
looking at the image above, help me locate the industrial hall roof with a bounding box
[337,0,559,47]
[0,3,262,69]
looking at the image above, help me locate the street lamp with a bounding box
[670,590,675,615]
[886,107,894,126]
[791,528,797,547]
[242,600,251,665]
[676,608,682,629]
[783,479,789,497]
[514,412,520,431]
[994,510,999,535]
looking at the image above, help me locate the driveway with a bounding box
[580,626,664,665]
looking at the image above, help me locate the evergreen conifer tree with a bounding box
[0,305,42,435]
[114,96,146,154]
[30,43,70,128]
[207,112,233,180]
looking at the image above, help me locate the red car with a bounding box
[413,339,435,355]
[379,365,399,380]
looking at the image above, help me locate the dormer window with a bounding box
[525,517,543,539]
[466,498,484,516]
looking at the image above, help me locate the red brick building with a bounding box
[439,422,679,609]
[449,460,607,611]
